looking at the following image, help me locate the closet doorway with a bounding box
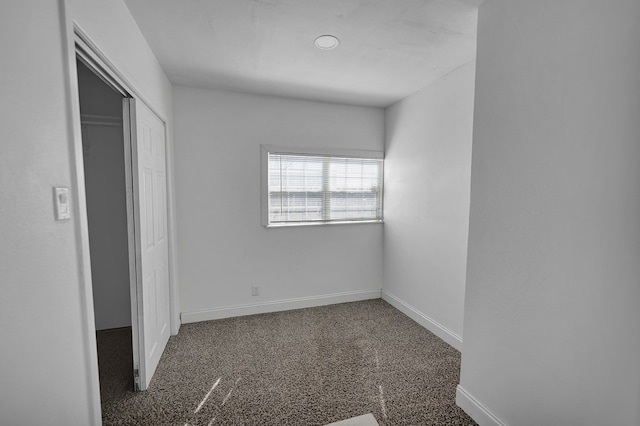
[77,59,134,396]
[76,41,172,396]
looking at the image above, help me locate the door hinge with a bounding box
[134,368,141,392]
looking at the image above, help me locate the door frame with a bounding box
[68,23,180,335]
[61,6,180,421]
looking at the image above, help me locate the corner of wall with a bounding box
[456,385,507,426]
[382,291,463,351]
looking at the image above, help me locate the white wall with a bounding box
[173,87,384,320]
[0,1,173,424]
[383,62,476,350]
[458,1,640,425]
[78,62,131,330]
[0,2,96,424]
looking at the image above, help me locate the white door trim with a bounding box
[68,21,181,334]
[60,0,180,415]
[59,2,101,423]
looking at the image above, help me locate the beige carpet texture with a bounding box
[97,299,477,425]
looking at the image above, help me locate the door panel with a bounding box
[127,98,170,391]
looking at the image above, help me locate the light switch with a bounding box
[54,187,71,220]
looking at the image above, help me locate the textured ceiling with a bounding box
[124,0,478,107]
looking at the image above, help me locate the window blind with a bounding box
[267,152,383,225]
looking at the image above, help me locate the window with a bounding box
[261,145,384,227]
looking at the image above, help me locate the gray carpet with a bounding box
[97,299,477,425]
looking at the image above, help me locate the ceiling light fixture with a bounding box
[314,35,340,50]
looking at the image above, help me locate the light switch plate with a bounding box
[54,187,71,220]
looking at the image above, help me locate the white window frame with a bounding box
[261,145,384,227]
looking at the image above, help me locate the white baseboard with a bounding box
[181,289,382,324]
[456,385,506,426]
[381,290,462,351]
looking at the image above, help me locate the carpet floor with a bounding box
[97,299,477,426]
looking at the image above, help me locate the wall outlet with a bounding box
[251,285,260,296]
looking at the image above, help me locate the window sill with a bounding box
[265,219,384,228]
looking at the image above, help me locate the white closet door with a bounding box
[127,98,170,391]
